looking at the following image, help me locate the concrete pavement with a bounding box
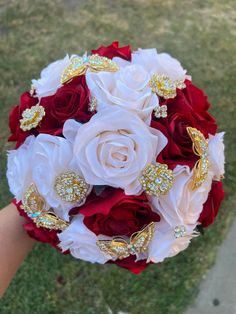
[186,220,236,314]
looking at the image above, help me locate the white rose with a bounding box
[63,108,167,195]
[149,165,213,228]
[149,132,225,228]
[147,219,194,263]
[7,134,90,221]
[32,134,92,221]
[58,215,109,264]
[208,132,225,180]
[132,48,190,81]
[32,55,71,98]
[7,135,35,202]
[86,61,159,123]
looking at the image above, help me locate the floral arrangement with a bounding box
[7,42,225,273]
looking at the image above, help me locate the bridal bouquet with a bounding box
[7,42,225,273]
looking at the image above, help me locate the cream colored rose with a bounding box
[149,132,225,228]
[7,133,90,221]
[32,55,71,98]
[147,219,194,263]
[63,108,167,195]
[58,215,109,264]
[86,61,158,123]
[132,48,189,81]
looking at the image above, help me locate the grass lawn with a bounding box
[0,0,236,313]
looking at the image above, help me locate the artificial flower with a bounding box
[91,41,131,61]
[78,189,160,236]
[86,62,158,123]
[63,108,167,195]
[32,54,71,98]
[58,214,109,263]
[152,82,217,169]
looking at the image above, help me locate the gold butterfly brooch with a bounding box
[187,127,209,190]
[61,54,119,84]
[96,222,155,260]
[21,184,69,231]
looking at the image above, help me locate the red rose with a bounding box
[152,81,217,169]
[198,181,225,228]
[109,255,151,274]
[12,199,67,252]
[91,41,132,61]
[78,188,160,237]
[8,92,38,147]
[8,92,62,148]
[50,76,93,124]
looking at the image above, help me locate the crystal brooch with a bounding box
[54,171,89,203]
[89,96,97,112]
[154,105,167,118]
[139,163,174,196]
[20,103,45,131]
[21,184,69,230]
[174,225,187,238]
[97,222,155,260]
[61,54,119,84]
[149,74,186,99]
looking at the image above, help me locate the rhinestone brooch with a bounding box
[187,127,209,190]
[149,74,186,99]
[21,184,69,230]
[89,96,97,112]
[20,103,45,131]
[154,105,167,118]
[140,163,174,196]
[97,222,155,260]
[61,54,119,84]
[174,225,187,238]
[54,171,89,203]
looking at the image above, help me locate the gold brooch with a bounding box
[20,103,45,131]
[96,222,155,260]
[187,127,209,190]
[54,172,89,203]
[139,163,174,196]
[21,184,69,230]
[61,54,119,84]
[149,74,186,99]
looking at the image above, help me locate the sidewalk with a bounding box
[186,220,236,314]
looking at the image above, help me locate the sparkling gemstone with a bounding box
[54,171,89,203]
[174,225,187,238]
[140,163,174,196]
[89,96,97,112]
[20,103,45,131]
[61,54,119,84]
[149,74,186,99]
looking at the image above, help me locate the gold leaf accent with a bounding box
[61,54,119,84]
[187,127,209,190]
[149,74,186,99]
[139,163,174,196]
[22,184,69,230]
[96,222,155,260]
[20,103,45,131]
